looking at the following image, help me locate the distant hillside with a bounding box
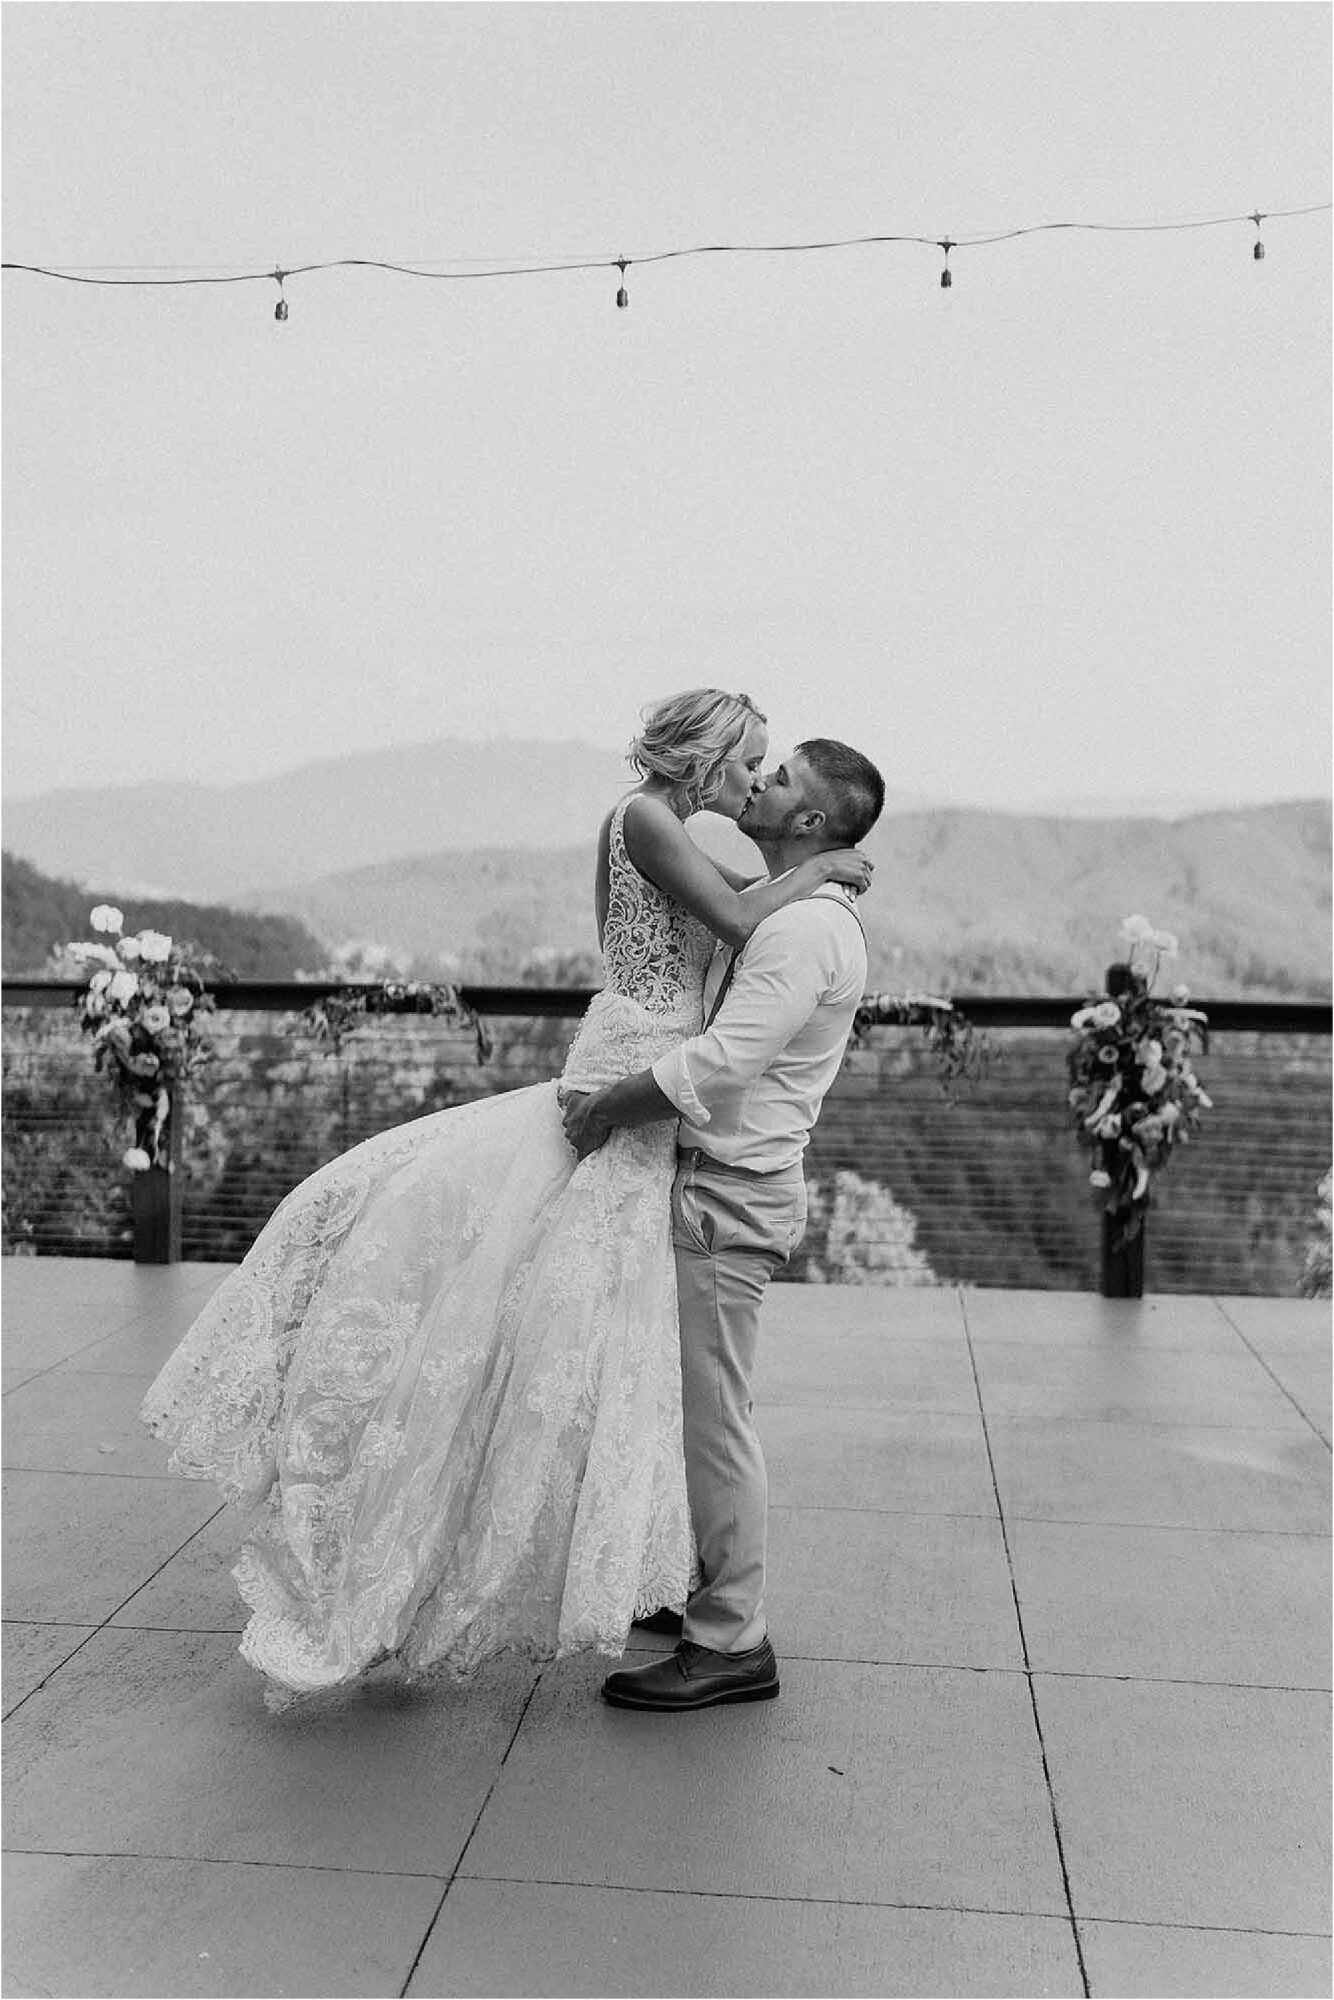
[1,735,936,901]
[244,799,1332,1000]
[1,853,329,979]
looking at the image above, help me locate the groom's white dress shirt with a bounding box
[650,883,867,1173]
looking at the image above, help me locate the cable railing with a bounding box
[3,981,1330,1296]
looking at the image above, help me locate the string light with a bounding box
[3,201,1326,317]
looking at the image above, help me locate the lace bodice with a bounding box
[599,797,717,1021]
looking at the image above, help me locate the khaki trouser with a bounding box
[671,1148,808,1655]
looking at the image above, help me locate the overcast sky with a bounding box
[3,2,1329,810]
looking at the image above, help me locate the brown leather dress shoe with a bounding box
[601,1638,779,1710]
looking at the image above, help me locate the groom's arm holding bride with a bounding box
[562,884,867,1160]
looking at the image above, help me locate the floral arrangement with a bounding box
[301,980,493,1065]
[66,905,218,1170]
[849,991,994,1099]
[1068,915,1211,1244]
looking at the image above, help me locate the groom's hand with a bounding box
[562,1089,612,1161]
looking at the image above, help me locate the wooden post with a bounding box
[131,1093,183,1264]
[1101,1206,1146,1297]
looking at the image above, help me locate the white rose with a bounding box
[1137,1039,1163,1067]
[89,969,113,994]
[90,905,124,934]
[1119,915,1155,943]
[1089,1170,1112,1188]
[166,985,195,1017]
[118,937,143,963]
[68,942,120,970]
[142,1004,171,1033]
[1090,1001,1122,1029]
[1171,984,1190,1004]
[1141,1065,1169,1096]
[134,930,173,963]
[1151,930,1179,955]
[107,969,139,1005]
[122,1147,152,1172]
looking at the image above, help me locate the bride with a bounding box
[141,689,871,1704]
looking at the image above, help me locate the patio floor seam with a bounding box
[1,1499,229,1721]
[395,1666,548,2000]
[1212,1300,1333,1448]
[960,1288,1093,2000]
[0,1846,1077,1921]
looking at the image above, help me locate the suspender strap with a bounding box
[702,893,865,1029]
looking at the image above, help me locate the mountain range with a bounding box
[1,736,1296,903]
[242,798,1331,1000]
[3,740,1328,1000]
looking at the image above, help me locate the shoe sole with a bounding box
[601,1678,780,1711]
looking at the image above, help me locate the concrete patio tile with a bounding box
[57,1311,210,1381]
[110,1507,248,1633]
[1079,1917,1332,1998]
[2,1626,537,1874]
[769,1506,1024,1669]
[962,1290,1241,1349]
[3,1621,97,1716]
[761,1403,998,1517]
[755,1333,979,1413]
[988,1417,1332,1533]
[970,1341,1307,1428]
[410,1880,1083,1998]
[54,1271,234,1379]
[3,1367,177,1476]
[766,1283,969,1341]
[1253,1349,1331,1442]
[2,1470,221,1622]
[1213,1295,1333,1352]
[463,1654,1067,1916]
[0,1294,142,1375]
[2,1850,445,2000]
[1035,1675,1331,1932]
[1010,1522,1331,1687]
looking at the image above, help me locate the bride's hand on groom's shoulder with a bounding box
[561,1089,611,1161]
[821,849,874,895]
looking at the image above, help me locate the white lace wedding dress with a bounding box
[141,799,713,1703]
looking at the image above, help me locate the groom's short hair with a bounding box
[796,740,886,846]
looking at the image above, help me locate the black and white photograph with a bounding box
[2,4,1330,1996]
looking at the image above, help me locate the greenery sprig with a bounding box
[300,980,493,1065]
[849,991,995,1100]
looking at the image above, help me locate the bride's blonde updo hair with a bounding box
[628,688,767,813]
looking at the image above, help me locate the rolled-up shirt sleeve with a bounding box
[650,909,833,1126]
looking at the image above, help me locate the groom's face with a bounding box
[739,753,825,843]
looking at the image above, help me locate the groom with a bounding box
[562,737,885,1711]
